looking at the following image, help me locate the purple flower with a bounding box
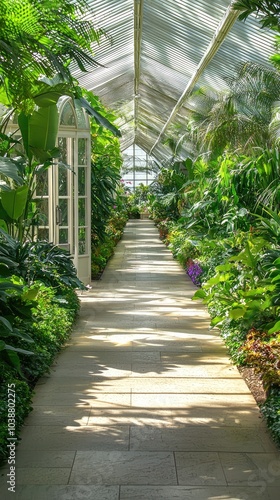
[186,260,203,286]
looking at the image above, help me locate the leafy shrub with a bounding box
[12,283,79,384]
[260,388,280,446]
[167,227,199,265]
[240,329,280,391]
[0,281,80,463]
[218,319,249,364]
[0,378,33,464]
[127,205,140,219]
[0,229,86,290]
[91,209,127,278]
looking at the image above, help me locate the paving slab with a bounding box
[0,219,279,500]
[69,450,177,485]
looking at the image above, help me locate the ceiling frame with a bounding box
[149,0,241,155]
[134,0,143,137]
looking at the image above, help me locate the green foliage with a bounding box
[260,387,280,446]
[0,282,79,463]
[233,1,280,31]
[127,205,140,219]
[240,328,280,390]
[0,226,82,381]
[150,140,280,444]
[0,378,32,463]
[167,227,199,266]
[0,229,85,290]
[20,241,86,290]
[13,283,79,383]
[0,277,35,375]
[91,209,128,278]
[0,0,103,108]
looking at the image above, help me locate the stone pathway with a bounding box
[1,220,280,499]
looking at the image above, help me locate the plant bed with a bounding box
[238,366,267,404]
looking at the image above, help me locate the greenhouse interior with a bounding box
[1,1,280,499]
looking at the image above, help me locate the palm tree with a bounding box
[0,0,102,108]
[233,1,280,31]
[185,62,280,157]
[233,1,280,70]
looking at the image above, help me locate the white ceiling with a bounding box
[73,0,276,160]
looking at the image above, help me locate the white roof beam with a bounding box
[149,0,241,155]
[134,0,143,137]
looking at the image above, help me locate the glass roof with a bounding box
[73,0,276,160]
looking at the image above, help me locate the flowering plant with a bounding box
[186,258,203,286]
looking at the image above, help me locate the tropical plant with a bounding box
[233,1,280,73]
[0,0,103,110]
[0,228,85,289]
[0,278,35,374]
[185,62,280,158]
[81,89,124,242]
[233,1,280,32]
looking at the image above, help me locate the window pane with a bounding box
[36,171,48,196]
[59,199,68,225]
[58,166,68,196]
[76,106,87,129]
[37,199,49,224]
[78,167,86,195]
[78,198,86,226]
[60,102,75,126]
[78,138,87,165]
[59,228,68,244]
[37,228,49,241]
[58,137,67,164]
[78,228,86,254]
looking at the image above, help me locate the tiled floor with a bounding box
[1,220,280,499]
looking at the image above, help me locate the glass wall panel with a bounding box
[78,228,86,254]
[78,198,86,226]
[121,144,157,191]
[36,170,48,196]
[60,102,76,126]
[78,138,87,165]
[58,166,68,196]
[37,199,49,224]
[59,198,68,225]
[37,228,49,240]
[58,137,67,164]
[59,228,68,244]
[78,167,86,195]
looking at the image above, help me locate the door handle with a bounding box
[56,205,62,225]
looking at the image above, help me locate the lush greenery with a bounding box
[91,208,128,278]
[0,231,82,463]
[125,184,151,218]
[0,0,125,464]
[142,2,280,446]
[82,89,127,278]
[148,154,280,445]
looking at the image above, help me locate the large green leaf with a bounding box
[0,219,8,232]
[1,185,29,220]
[18,112,31,162]
[0,157,23,185]
[19,105,59,162]
[29,104,59,156]
[268,320,280,334]
[5,344,34,355]
[229,307,246,320]
[192,289,206,300]
[0,315,13,331]
[32,77,73,107]
[76,98,121,137]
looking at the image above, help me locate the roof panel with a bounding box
[74,0,276,160]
